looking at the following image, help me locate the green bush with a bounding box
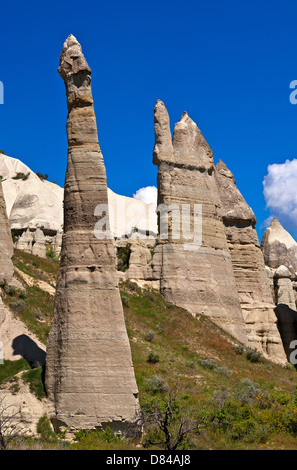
[18,289,27,299]
[145,375,168,395]
[147,351,160,363]
[245,347,262,363]
[74,427,124,445]
[36,172,48,180]
[120,292,130,307]
[12,172,25,180]
[22,366,45,400]
[0,359,30,384]
[215,365,232,377]
[197,357,217,370]
[234,378,262,405]
[117,246,131,272]
[37,415,57,442]
[46,245,56,260]
[144,330,155,342]
[4,284,16,296]
[232,344,244,355]
[145,291,155,302]
[9,299,25,313]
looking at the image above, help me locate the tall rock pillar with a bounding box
[45,35,139,433]
[0,180,14,284]
[215,160,286,364]
[152,100,248,345]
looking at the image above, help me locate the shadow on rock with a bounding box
[275,304,297,364]
[12,334,46,368]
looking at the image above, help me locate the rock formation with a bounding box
[261,218,297,275]
[215,160,287,363]
[151,100,248,345]
[0,179,14,284]
[274,265,296,310]
[45,35,140,434]
[0,154,63,258]
[274,304,297,363]
[0,154,157,258]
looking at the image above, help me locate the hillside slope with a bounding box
[1,252,297,449]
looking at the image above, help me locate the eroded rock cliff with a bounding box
[215,160,286,364]
[151,100,248,345]
[45,35,140,434]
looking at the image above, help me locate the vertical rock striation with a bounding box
[215,160,286,363]
[0,180,14,284]
[151,100,248,345]
[274,265,296,310]
[45,35,139,433]
[261,218,297,275]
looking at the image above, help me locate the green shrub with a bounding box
[74,427,124,445]
[145,375,168,394]
[4,284,16,296]
[147,351,160,363]
[0,359,30,384]
[145,291,155,302]
[144,330,156,342]
[22,366,45,400]
[120,292,130,307]
[232,344,244,355]
[215,365,232,377]
[9,299,25,313]
[46,245,56,260]
[37,415,57,442]
[197,357,216,370]
[18,289,27,299]
[234,378,262,405]
[245,347,262,363]
[12,172,26,180]
[36,172,48,181]
[117,246,131,272]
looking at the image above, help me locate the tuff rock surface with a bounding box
[0,178,14,284]
[215,160,286,363]
[45,35,140,434]
[274,265,296,311]
[151,100,248,345]
[0,154,157,258]
[261,217,297,275]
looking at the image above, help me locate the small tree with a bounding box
[0,396,25,449]
[36,172,48,181]
[141,387,203,450]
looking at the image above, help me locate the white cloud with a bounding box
[263,158,297,230]
[133,186,157,205]
[259,215,274,230]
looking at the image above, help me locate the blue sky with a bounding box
[1,0,297,241]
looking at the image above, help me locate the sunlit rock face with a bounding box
[45,35,140,435]
[151,100,248,346]
[215,160,287,364]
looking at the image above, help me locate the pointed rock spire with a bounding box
[261,217,297,273]
[152,101,248,345]
[215,160,286,364]
[153,100,174,165]
[0,180,14,284]
[58,34,91,80]
[172,111,214,172]
[216,159,256,224]
[45,36,140,434]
